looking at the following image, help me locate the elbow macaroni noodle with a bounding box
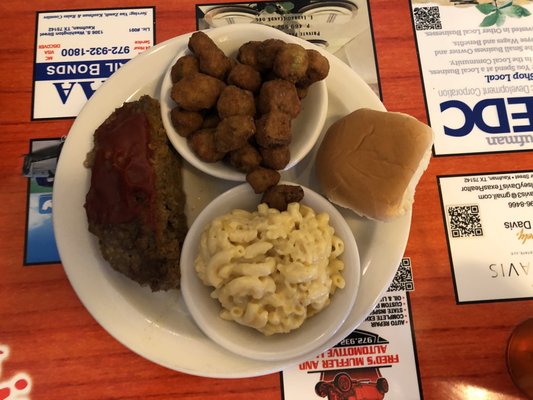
[195,202,345,335]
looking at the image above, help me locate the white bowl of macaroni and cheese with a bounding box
[180,182,360,361]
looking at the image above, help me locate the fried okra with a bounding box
[273,43,309,83]
[201,111,220,129]
[255,110,292,148]
[237,41,263,72]
[261,184,304,211]
[304,49,330,84]
[187,128,225,163]
[214,115,256,153]
[246,167,281,194]
[229,143,262,172]
[188,31,231,80]
[171,73,225,111]
[295,85,309,99]
[295,49,330,98]
[257,39,285,71]
[260,145,290,170]
[170,107,203,137]
[227,63,262,93]
[258,79,301,118]
[171,54,199,83]
[216,85,256,118]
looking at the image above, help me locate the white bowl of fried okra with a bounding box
[160,24,329,182]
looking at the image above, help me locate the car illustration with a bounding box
[22,139,64,186]
[315,368,389,400]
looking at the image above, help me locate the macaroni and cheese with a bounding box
[195,202,345,335]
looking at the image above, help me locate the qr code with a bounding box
[413,6,442,31]
[447,204,483,238]
[388,258,414,292]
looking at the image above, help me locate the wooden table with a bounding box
[1,0,531,398]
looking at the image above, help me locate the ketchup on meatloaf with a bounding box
[85,95,188,291]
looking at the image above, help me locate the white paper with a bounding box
[411,1,533,155]
[438,170,533,302]
[282,259,422,399]
[33,8,154,119]
[195,0,380,95]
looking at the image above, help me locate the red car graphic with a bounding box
[315,368,389,400]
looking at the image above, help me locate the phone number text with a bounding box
[61,46,130,57]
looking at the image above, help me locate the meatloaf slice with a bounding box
[85,95,188,291]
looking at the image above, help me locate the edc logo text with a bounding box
[440,96,533,137]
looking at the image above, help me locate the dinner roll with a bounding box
[315,108,434,221]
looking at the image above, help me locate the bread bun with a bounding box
[315,108,434,221]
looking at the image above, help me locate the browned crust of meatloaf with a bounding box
[85,95,188,291]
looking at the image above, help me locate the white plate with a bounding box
[53,25,411,378]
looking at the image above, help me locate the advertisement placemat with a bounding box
[438,170,533,303]
[33,7,155,120]
[196,0,380,95]
[23,138,63,265]
[281,258,423,399]
[410,0,533,156]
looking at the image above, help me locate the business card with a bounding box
[23,138,63,265]
[438,170,533,303]
[281,258,422,399]
[195,0,380,95]
[410,0,533,156]
[33,7,154,120]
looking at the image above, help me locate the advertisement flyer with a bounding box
[23,138,63,265]
[410,0,533,156]
[282,258,422,400]
[195,0,380,95]
[33,7,154,120]
[438,170,533,303]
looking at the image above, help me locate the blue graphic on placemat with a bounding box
[24,138,62,265]
[25,191,60,264]
[38,194,53,214]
